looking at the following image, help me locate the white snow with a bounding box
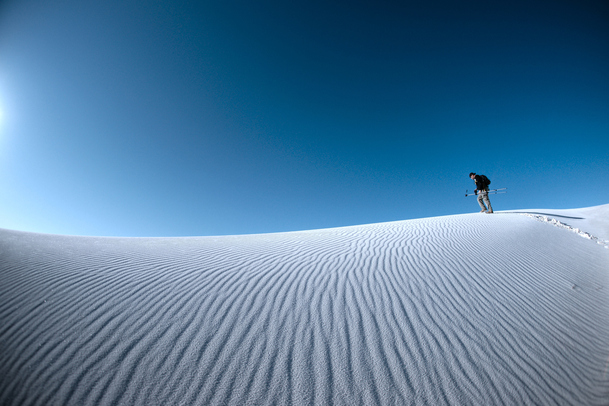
[518,213,609,248]
[1,205,608,405]
[504,203,609,241]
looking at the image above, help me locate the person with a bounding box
[469,172,493,213]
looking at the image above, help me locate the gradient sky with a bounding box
[0,0,608,237]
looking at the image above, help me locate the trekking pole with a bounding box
[465,188,507,197]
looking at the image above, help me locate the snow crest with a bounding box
[520,213,609,249]
[1,212,608,405]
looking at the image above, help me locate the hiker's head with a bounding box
[469,172,475,179]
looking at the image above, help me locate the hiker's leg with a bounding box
[477,193,487,211]
[483,191,493,212]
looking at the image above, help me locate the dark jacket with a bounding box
[473,175,488,192]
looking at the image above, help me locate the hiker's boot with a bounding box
[486,209,494,214]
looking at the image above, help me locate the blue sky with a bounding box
[0,0,608,237]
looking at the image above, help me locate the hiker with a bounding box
[469,172,493,213]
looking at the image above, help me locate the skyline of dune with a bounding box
[1,205,608,405]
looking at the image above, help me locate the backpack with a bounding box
[479,174,491,187]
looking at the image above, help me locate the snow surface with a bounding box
[504,204,609,242]
[1,205,608,405]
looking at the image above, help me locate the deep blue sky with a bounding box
[0,0,607,237]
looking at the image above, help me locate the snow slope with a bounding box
[1,206,608,405]
[504,204,609,242]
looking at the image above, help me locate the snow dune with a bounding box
[1,205,608,405]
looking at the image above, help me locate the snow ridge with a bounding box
[1,212,608,406]
[520,213,609,249]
